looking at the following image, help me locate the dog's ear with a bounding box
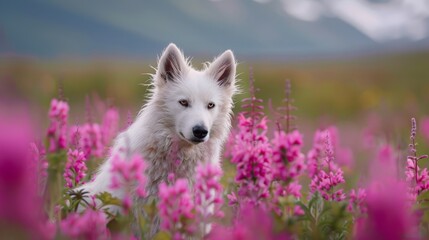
[157,43,187,83]
[207,50,236,87]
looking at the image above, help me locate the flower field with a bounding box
[1,61,429,240]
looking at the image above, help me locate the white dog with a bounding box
[80,44,237,221]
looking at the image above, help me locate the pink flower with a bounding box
[29,142,48,193]
[194,164,224,220]
[355,180,416,240]
[309,131,346,201]
[307,130,325,178]
[60,209,108,240]
[47,98,69,152]
[405,157,429,199]
[64,148,87,188]
[0,115,54,239]
[294,205,305,216]
[110,152,147,212]
[405,118,429,199]
[347,188,367,214]
[81,123,104,158]
[158,179,195,239]
[101,107,119,145]
[70,123,105,159]
[230,114,272,205]
[271,130,305,182]
[208,203,290,240]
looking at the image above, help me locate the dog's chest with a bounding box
[143,139,209,196]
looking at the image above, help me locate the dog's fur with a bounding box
[80,44,237,220]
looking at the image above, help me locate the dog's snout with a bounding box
[192,125,208,139]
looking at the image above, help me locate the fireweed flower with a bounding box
[405,118,429,199]
[101,107,119,146]
[29,142,49,194]
[325,126,354,168]
[109,152,147,213]
[47,98,69,152]
[208,203,290,240]
[355,180,416,240]
[194,163,224,235]
[64,148,87,188]
[230,114,272,205]
[310,132,346,201]
[81,123,104,159]
[271,130,305,182]
[307,130,325,178]
[347,188,367,214]
[60,209,108,240]
[158,179,195,239]
[70,123,105,159]
[270,130,305,215]
[0,115,54,239]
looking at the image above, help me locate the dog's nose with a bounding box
[192,125,208,139]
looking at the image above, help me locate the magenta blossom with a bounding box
[194,163,224,218]
[230,114,272,205]
[310,132,346,201]
[194,163,224,237]
[29,142,49,193]
[325,126,354,168]
[64,148,87,188]
[101,107,119,145]
[81,123,104,158]
[0,115,54,239]
[47,98,69,152]
[355,180,416,240]
[271,130,305,182]
[347,188,367,214]
[110,152,147,213]
[307,130,325,178]
[405,118,429,200]
[158,179,195,239]
[208,203,290,240]
[60,209,108,240]
[70,123,105,159]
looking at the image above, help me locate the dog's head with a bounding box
[153,43,236,145]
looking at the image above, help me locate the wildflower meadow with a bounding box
[2,73,429,240]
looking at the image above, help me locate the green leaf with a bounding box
[96,192,121,207]
[153,231,170,240]
[418,190,429,202]
[296,201,315,223]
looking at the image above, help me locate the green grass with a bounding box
[1,51,428,127]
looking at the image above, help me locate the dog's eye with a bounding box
[179,99,189,107]
[207,102,215,109]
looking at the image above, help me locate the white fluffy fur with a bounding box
[79,44,237,221]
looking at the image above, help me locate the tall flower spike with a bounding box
[241,67,264,122]
[47,98,69,152]
[276,79,297,133]
[194,163,224,237]
[158,179,195,239]
[307,130,326,178]
[229,69,272,206]
[60,209,108,240]
[64,148,87,188]
[110,152,147,213]
[310,131,346,201]
[101,107,119,146]
[405,118,429,199]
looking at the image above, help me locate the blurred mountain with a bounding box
[0,0,428,59]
